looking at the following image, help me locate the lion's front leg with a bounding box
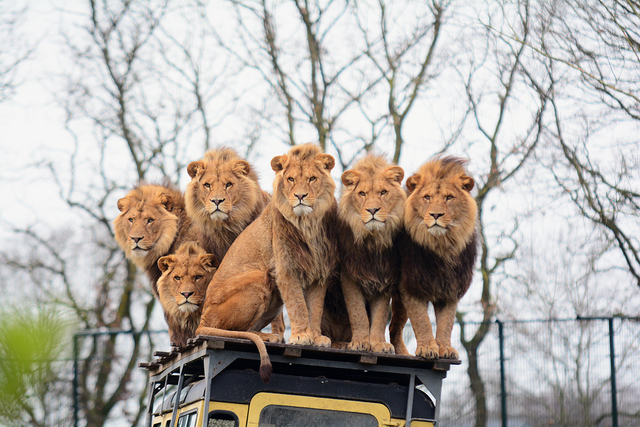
[341,274,370,351]
[434,301,459,359]
[305,280,331,348]
[389,295,410,356]
[369,293,394,354]
[276,274,314,346]
[403,292,438,359]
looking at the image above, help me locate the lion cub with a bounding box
[157,242,216,348]
[322,154,405,353]
[389,156,479,359]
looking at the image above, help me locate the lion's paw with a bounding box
[371,342,395,354]
[415,341,439,359]
[289,332,314,346]
[347,339,371,352]
[313,334,331,348]
[261,333,283,343]
[438,344,459,359]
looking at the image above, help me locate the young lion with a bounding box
[185,147,284,339]
[157,242,217,348]
[196,143,338,349]
[389,156,479,360]
[322,154,405,353]
[114,182,198,296]
[185,147,270,264]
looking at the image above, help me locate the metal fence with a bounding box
[63,317,640,427]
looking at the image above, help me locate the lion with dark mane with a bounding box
[322,154,405,353]
[196,143,338,356]
[389,156,478,359]
[114,182,197,296]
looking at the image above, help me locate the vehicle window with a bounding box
[177,411,198,427]
[208,410,238,427]
[258,405,378,427]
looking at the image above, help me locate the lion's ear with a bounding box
[271,155,288,172]
[158,255,176,273]
[158,194,174,212]
[460,174,475,192]
[200,254,218,272]
[341,170,360,187]
[385,166,404,184]
[232,160,251,177]
[317,154,335,171]
[117,196,130,212]
[406,174,421,194]
[187,161,205,179]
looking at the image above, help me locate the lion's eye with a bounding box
[446,195,454,201]
[287,177,295,183]
[203,183,211,189]
[195,275,203,281]
[309,176,316,182]
[359,191,366,197]
[128,218,134,223]
[147,218,154,224]
[225,182,233,188]
[424,195,431,201]
[380,190,388,196]
[174,276,181,282]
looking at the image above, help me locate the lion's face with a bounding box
[157,243,216,315]
[271,145,336,219]
[187,157,255,222]
[114,186,180,266]
[405,157,477,256]
[340,156,405,244]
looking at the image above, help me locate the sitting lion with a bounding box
[196,143,338,350]
[389,156,478,359]
[157,242,217,348]
[185,147,284,339]
[114,182,198,296]
[322,154,405,354]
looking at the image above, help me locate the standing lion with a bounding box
[389,156,479,359]
[196,143,338,348]
[322,154,405,353]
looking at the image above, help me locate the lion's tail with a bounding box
[195,327,272,382]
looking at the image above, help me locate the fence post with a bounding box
[608,317,619,427]
[497,319,507,427]
[73,333,79,427]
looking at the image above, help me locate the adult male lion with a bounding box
[322,154,405,353]
[389,156,478,360]
[185,147,270,264]
[114,182,197,296]
[196,143,338,349]
[157,242,217,348]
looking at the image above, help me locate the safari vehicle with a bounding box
[139,336,459,427]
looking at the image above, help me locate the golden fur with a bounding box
[197,143,338,364]
[322,154,405,353]
[185,147,270,264]
[390,156,478,359]
[114,182,197,296]
[157,242,216,348]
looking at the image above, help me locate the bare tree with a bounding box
[0,2,34,102]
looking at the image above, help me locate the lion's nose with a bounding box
[366,208,380,216]
[181,292,194,299]
[131,236,143,243]
[210,198,225,206]
[295,193,308,202]
[430,213,444,220]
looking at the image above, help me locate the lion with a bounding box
[185,148,285,339]
[114,182,198,296]
[321,154,405,354]
[185,147,270,263]
[389,156,478,360]
[157,242,217,348]
[196,143,338,355]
